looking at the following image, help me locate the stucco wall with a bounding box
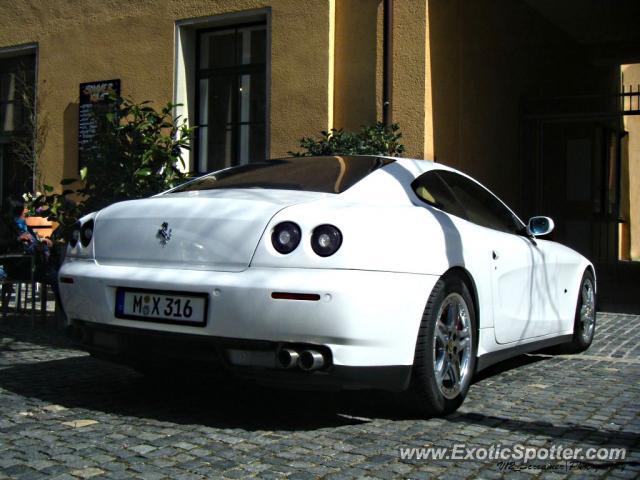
[333,0,433,158]
[333,0,378,132]
[0,0,335,186]
[393,0,433,159]
[1,0,438,192]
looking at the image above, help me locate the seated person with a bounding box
[1,196,55,285]
[7,196,53,256]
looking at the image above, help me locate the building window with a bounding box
[196,22,267,172]
[0,52,36,201]
[0,57,32,135]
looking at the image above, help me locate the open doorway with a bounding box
[522,80,640,312]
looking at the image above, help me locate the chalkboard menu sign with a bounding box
[78,79,120,170]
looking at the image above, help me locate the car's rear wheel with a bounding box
[562,269,596,353]
[407,273,477,416]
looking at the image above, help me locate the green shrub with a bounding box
[290,122,405,157]
[38,95,193,239]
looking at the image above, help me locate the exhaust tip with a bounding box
[277,348,300,369]
[299,350,325,371]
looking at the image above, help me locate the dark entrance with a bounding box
[522,96,640,312]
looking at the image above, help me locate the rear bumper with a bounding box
[59,260,439,389]
[71,320,412,391]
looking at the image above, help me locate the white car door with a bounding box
[436,171,553,344]
[485,228,541,343]
[533,239,576,334]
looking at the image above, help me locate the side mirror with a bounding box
[527,216,555,237]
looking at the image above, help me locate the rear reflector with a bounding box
[271,292,320,301]
[60,277,74,284]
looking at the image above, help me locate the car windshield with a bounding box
[170,156,394,194]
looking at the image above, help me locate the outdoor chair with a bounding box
[0,252,37,323]
[0,214,60,325]
[1,254,56,324]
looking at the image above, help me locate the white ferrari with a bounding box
[59,155,596,414]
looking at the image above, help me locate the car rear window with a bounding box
[170,156,395,194]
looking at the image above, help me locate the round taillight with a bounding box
[80,220,94,247]
[70,223,81,247]
[271,222,301,254]
[311,225,342,257]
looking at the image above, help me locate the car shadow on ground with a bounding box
[0,321,588,429]
[0,335,541,418]
[2,355,638,473]
[0,315,75,352]
[2,318,637,449]
[0,354,390,430]
[1,351,639,455]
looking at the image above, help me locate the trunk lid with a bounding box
[93,189,326,271]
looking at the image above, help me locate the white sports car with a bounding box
[59,155,596,414]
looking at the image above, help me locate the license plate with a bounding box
[115,288,208,326]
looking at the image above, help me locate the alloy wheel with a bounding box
[580,277,596,343]
[432,293,472,400]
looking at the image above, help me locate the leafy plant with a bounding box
[290,122,405,157]
[22,191,46,217]
[34,185,84,241]
[37,95,194,240]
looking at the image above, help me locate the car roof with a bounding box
[335,155,451,205]
[377,155,455,175]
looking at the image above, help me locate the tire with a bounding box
[562,269,596,353]
[406,273,477,416]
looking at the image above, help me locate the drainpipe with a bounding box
[382,0,393,128]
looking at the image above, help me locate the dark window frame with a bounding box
[411,171,469,220]
[0,53,36,204]
[435,170,526,235]
[0,60,35,137]
[194,21,267,173]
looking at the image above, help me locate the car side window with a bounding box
[437,171,524,235]
[411,172,467,220]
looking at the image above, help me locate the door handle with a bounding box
[492,250,499,260]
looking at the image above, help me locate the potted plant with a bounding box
[22,191,56,239]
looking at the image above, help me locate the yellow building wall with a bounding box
[333,0,433,159]
[333,0,378,132]
[622,64,640,261]
[393,0,434,159]
[0,0,336,187]
[1,0,438,194]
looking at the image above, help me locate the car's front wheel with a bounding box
[562,269,596,353]
[407,273,477,416]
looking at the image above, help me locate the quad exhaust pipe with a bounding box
[277,348,326,371]
[299,350,325,371]
[277,348,300,369]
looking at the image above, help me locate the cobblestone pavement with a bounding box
[0,311,638,479]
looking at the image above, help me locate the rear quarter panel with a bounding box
[250,199,497,329]
[250,199,452,273]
